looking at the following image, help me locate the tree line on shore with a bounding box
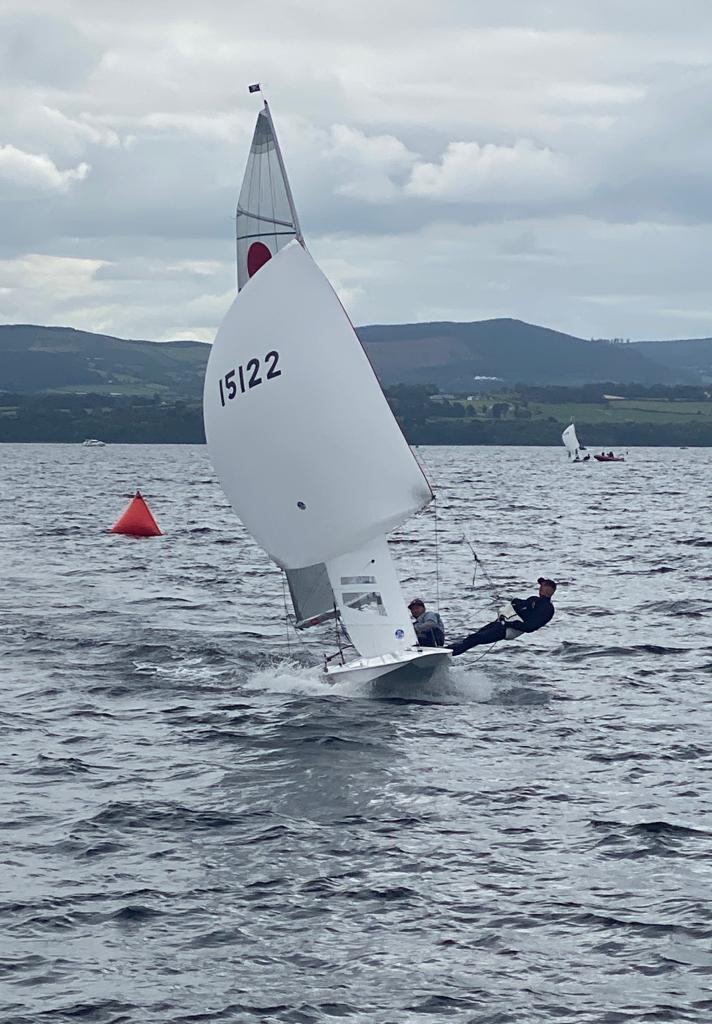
[1,384,711,445]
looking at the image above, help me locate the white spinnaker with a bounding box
[562,423,584,459]
[204,240,432,576]
[236,103,301,292]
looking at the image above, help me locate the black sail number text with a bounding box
[218,351,281,407]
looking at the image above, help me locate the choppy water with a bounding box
[1,443,711,1024]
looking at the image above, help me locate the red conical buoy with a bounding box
[110,490,162,537]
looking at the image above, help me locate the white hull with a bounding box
[326,647,451,687]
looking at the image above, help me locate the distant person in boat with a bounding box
[608,451,614,458]
[408,599,445,647]
[450,578,556,656]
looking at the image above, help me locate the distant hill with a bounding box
[0,324,208,398]
[357,319,701,389]
[635,338,712,381]
[0,319,708,396]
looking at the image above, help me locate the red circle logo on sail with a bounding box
[247,241,272,278]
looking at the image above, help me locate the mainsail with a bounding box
[204,240,433,657]
[236,101,302,292]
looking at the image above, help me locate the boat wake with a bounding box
[243,660,330,697]
[243,658,496,704]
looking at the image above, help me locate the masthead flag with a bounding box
[248,83,261,94]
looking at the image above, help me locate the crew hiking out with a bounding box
[450,577,556,656]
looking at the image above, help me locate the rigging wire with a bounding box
[330,602,348,667]
[462,641,497,666]
[280,569,325,662]
[280,570,292,657]
[433,493,441,613]
[437,535,500,665]
[462,534,502,607]
[410,443,442,614]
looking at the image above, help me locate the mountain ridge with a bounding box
[1,318,710,396]
[357,317,693,389]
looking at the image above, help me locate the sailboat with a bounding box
[203,89,451,687]
[562,423,590,463]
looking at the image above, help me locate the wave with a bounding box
[241,659,498,705]
[559,641,688,659]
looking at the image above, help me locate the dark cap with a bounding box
[408,597,425,608]
[537,577,557,591]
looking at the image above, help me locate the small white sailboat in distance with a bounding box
[562,423,590,463]
[203,88,451,687]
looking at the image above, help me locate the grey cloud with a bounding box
[430,0,712,35]
[315,216,712,341]
[2,0,712,342]
[93,258,225,284]
[0,12,99,86]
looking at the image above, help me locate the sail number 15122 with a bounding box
[218,351,281,407]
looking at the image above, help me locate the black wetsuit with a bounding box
[450,595,555,656]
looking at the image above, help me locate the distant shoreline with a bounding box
[2,438,711,448]
[2,385,712,446]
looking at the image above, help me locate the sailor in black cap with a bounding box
[408,598,446,647]
[450,577,557,656]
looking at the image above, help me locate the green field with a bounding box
[460,398,712,424]
[532,401,712,424]
[49,383,165,397]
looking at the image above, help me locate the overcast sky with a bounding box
[1,0,712,342]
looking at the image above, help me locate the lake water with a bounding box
[1,443,711,1023]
